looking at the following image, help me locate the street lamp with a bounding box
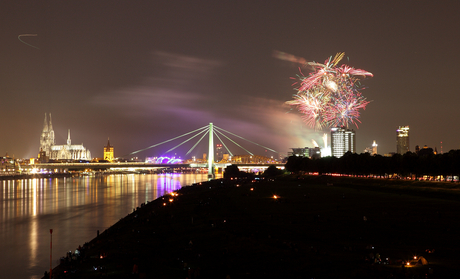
[49,229,53,279]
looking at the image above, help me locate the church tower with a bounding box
[39,113,49,150]
[39,113,55,156]
[104,138,114,162]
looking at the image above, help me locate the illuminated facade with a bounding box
[39,113,92,161]
[396,126,410,155]
[289,148,309,157]
[288,147,321,159]
[145,156,182,164]
[104,138,114,161]
[372,141,378,155]
[331,127,356,158]
[215,144,223,162]
[228,154,278,164]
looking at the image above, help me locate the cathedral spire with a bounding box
[49,113,53,130]
[43,113,49,132]
[49,113,55,145]
[67,129,71,145]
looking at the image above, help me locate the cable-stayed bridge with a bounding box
[29,123,284,177]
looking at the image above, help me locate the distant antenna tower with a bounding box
[441,141,443,154]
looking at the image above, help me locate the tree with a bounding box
[224,164,241,179]
[285,156,303,173]
[263,165,284,177]
[402,152,419,179]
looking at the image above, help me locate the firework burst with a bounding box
[286,52,373,129]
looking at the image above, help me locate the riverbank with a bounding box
[44,175,460,278]
[0,172,74,181]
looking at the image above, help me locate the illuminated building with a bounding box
[39,113,92,161]
[39,113,55,157]
[38,148,48,163]
[145,156,182,164]
[215,144,223,162]
[104,138,114,161]
[396,126,410,155]
[288,147,321,159]
[364,141,378,155]
[0,154,15,173]
[309,147,321,159]
[288,148,308,157]
[331,127,356,158]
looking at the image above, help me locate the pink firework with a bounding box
[286,52,373,129]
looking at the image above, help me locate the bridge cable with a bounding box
[186,130,209,155]
[165,128,208,154]
[213,130,234,157]
[214,129,253,156]
[126,125,208,156]
[214,125,278,153]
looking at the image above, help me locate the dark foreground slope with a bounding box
[45,176,460,278]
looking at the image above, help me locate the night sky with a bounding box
[1,1,459,159]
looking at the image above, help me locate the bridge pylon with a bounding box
[208,123,214,179]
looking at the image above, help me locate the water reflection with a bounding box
[0,173,216,279]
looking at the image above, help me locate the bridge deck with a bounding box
[25,162,283,170]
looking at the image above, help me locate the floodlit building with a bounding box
[288,147,321,159]
[288,148,309,157]
[364,140,378,155]
[372,140,378,155]
[39,113,92,161]
[331,127,356,158]
[309,147,321,159]
[396,126,410,155]
[104,138,114,162]
[215,144,224,162]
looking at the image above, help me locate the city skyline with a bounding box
[1,1,459,158]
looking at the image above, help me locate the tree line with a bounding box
[285,150,460,181]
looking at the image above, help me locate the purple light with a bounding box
[145,156,183,164]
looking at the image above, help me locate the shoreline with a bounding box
[43,175,460,278]
[0,172,74,181]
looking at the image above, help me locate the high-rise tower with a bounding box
[215,143,223,162]
[331,127,356,158]
[396,126,410,154]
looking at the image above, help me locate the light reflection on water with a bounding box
[0,173,218,279]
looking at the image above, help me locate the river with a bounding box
[0,173,219,279]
